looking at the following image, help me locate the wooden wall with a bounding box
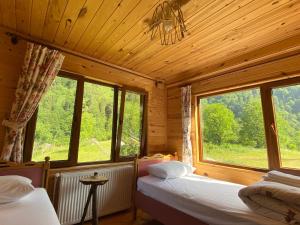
[167,50,300,185]
[0,34,167,156]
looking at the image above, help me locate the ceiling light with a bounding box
[151,1,187,45]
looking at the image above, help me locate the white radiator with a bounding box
[55,164,134,225]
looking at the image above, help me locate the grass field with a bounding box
[32,140,111,162]
[203,143,300,169]
[33,141,300,169]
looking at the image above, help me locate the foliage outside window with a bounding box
[32,77,76,161]
[272,84,300,169]
[26,74,146,166]
[200,89,268,168]
[198,78,300,171]
[120,92,144,157]
[78,83,114,162]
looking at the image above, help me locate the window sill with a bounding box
[198,160,268,173]
[194,161,267,185]
[49,160,134,172]
[44,158,135,169]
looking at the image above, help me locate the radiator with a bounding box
[55,163,134,225]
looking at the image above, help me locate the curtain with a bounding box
[181,85,193,165]
[0,42,65,163]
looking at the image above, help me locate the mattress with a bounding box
[137,174,286,225]
[0,188,60,225]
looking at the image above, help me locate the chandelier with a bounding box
[150,1,187,45]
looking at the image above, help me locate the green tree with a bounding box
[275,111,297,150]
[202,103,238,145]
[120,93,142,156]
[239,99,265,148]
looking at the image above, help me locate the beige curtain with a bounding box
[0,42,65,162]
[181,85,193,165]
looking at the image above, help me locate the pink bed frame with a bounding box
[0,160,49,188]
[135,158,208,225]
[0,166,44,187]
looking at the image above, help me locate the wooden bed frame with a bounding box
[0,157,50,188]
[133,153,208,225]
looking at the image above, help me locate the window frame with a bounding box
[24,71,147,168]
[24,72,81,168]
[115,87,148,162]
[196,76,300,173]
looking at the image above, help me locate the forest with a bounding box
[201,85,300,169]
[32,76,142,162]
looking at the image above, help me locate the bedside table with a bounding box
[79,172,108,225]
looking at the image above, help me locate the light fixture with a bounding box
[150,1,187,45]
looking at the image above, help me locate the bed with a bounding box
[0,158,60,225]
[134,156,286,225]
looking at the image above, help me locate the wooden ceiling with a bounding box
[0,0,299,84]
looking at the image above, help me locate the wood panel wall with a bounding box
[167,51,300,185]
[0,34,167,157]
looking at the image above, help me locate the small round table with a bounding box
[79,172,108,225]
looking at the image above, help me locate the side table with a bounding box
[79,172,108,225]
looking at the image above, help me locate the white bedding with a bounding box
[138,174,286,225]
[0,188,60,225]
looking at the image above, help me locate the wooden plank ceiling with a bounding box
[0,0,299,84]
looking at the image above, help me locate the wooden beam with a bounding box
[260,87,281,169]
[115,89,126,161]
[69,76,84,166]
[140,94,148,157]
[111,88,119,162]
[167,45,300,88]
[190,52,300,96]
[0,25,162,83]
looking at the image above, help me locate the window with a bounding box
[272,84,300,169]
[199,88,268,168]
[119,91,145,158]
[78,83,114,163]
[197,77,300,171]
[31,76,77,162]
[25,73,147,167]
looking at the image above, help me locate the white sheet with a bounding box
[0,188,60,225]
[138,174,286,225]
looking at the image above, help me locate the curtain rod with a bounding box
[4,30,163,83]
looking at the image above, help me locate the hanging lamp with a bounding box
[150,1,187,45]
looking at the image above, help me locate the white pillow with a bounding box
[147,161,188,179]
[171,161,196,175]
[0,175,34,204]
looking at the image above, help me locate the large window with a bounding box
[25,73,147,166]
[199,89,268,168]
[197,77,300,171]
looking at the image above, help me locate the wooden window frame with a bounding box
[196,77,300,173]
[24,71,147,168]
[115,86,148,162]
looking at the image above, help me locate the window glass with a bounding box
[200,88,268,168]
[32,76,76,161]
[272,84,300,169]
[28,76,146,165]
[120,92,143,157]
[78,83,114,162]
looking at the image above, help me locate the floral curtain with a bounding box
[0,42,65,163]
[181,85,193,165]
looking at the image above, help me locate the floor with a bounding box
[84,210,163,225]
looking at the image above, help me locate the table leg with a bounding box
[92,185,98,225]
[80,187,93,225]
